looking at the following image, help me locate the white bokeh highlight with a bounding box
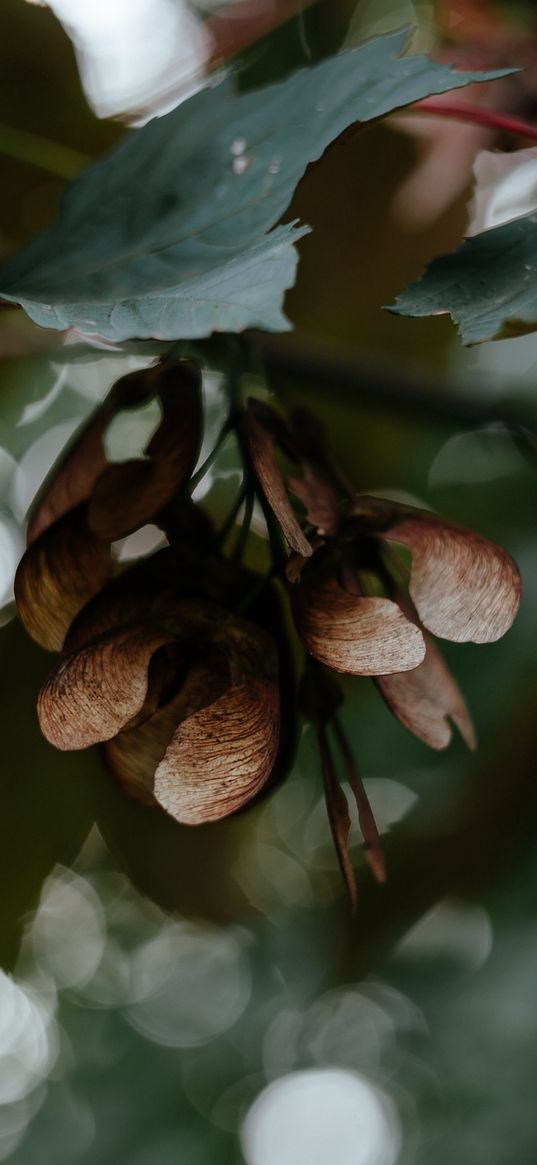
[0,973,57,1106]
[0,512,23,608]
[241,1068,402,1165]
[468,148,537,236]
[104,397,161,463]
[125,921,252,1047]
[32,869,106,990]
[396,898,493,971]
[44,0,212,122]
[429,428,525,488]
[10,419,83,523]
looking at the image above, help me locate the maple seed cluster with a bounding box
[14,360,522,904]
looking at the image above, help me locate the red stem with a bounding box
[411,98,537,144]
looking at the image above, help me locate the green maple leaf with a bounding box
[0,31,510,343]
[391,212,537,345]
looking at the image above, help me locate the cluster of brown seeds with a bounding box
[15,360,522,904]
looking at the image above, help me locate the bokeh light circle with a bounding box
[241,1068,402,1165]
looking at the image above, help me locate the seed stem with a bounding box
[226,339,289,576]
[231,487,255,563]
[332,717,386,886]
[189,420,232,492]
[216,479,249,546]
[317,721,357,912]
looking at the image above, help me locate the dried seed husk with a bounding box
[288,463,340,537]
[154,676,280,824]
[384,507,522,644]
[377,632,476,750]
[38,624,175,749]
[246,398,312,557]
[294,572,425,676]
[27,368,155,543]
[104,655,228,805]
[88,363,202,540]
[15,506,112,651]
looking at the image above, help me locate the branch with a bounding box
[252,333,537,436]
[0,121,89,180]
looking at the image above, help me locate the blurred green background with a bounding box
[1,1,536,1163]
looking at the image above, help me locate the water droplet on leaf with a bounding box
[233,155,250,175]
